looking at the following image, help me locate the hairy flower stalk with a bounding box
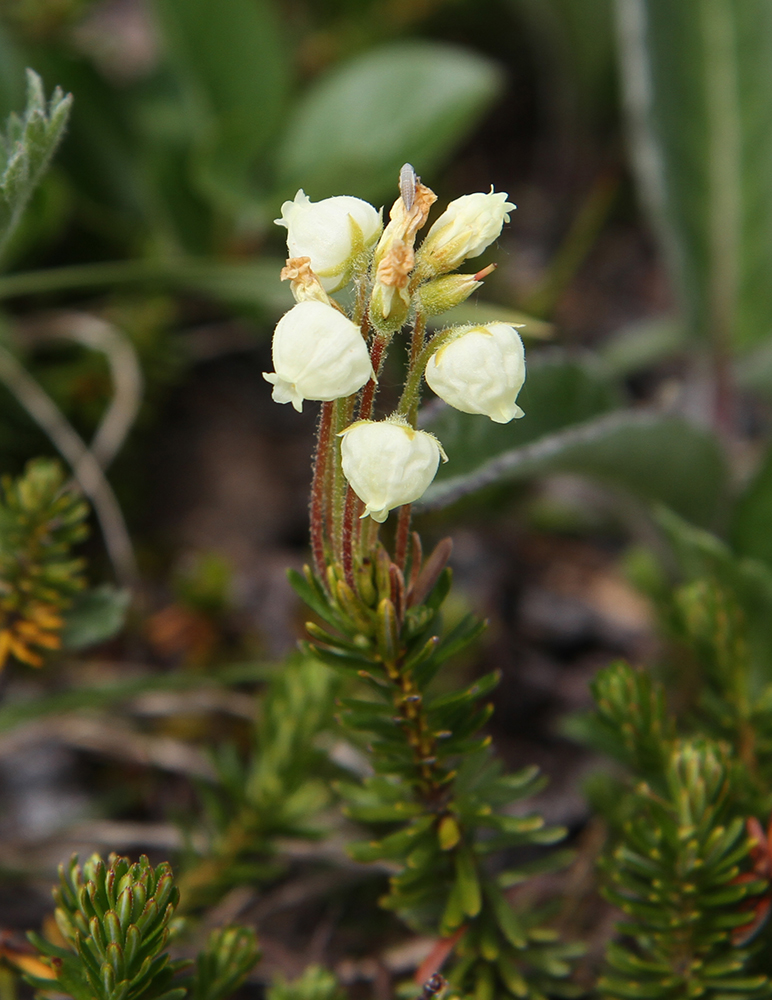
[271,169,577,1000]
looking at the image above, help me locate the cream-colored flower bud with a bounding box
[275,190,382,292]
[424,322,526,423]
[417,266,494,317]
[263,301,373,412]
[416,188,515,278]
[339,417,447,522]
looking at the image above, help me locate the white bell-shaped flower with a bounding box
[339,417,447,522]
[275,190,382,292]
[424,322,526,423]
[416,188,515,277]
[263,301,373,412]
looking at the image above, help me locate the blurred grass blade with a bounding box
[0,257,291,314]
[276,42,503,203]
[615,0,772,350]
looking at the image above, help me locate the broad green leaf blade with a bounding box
[422,354,620,480]
[169,258,291,313]
[421,408,728,527]
[731,444,772,567]
[616,0,772,349]
[276,42,504,204]
[153,0,290,210]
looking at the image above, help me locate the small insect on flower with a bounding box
[400,162,418,211]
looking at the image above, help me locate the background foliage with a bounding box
[2,2,772,1000]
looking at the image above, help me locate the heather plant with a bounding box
[25,853,259,1000]
[7,4,772,999]
[265,167,586,1000]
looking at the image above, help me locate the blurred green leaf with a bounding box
[422,371,728,525]
[734,338,772,400]
[616,0,772,349]
[60,583,130,650]
[176,258,290,313]
[276,42,503,204]
[30,54,146,224]
[0,25,24,120]
[731,444,772,567]
[423,354,619,479]
[600,316,687,377]
[511,0,615,125]
[655,505,772,692]
[0,257,289,315]
[190,927,260,1000]
[153,0,290,214]
[0,69,72,263]
[268,965,346,1000]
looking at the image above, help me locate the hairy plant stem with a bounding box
[406,311,428,423]
[331,396,355,558]
[360,512,379,557]
[398,313,457,419]
[352,274,370,327]
[387,313,430,565]
[341,486,362,588]
[310,402,334,581]
[395,504,412,569]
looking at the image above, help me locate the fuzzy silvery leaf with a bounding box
[0,69,72,262]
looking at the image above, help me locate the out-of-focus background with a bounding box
[3,0,772,987]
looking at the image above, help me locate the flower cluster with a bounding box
[263,168,523,556]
